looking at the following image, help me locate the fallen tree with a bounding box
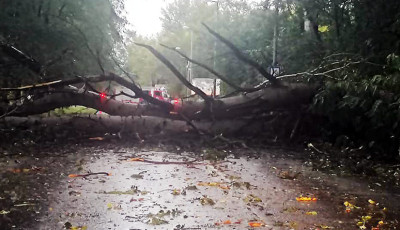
[0,73,316,119]
[0,24,320,140]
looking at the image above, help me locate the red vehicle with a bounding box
[139,88,171,104]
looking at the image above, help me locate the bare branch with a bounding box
[134,42,213,103]
[202,23,280,85]
[0,105,20,119]
[160,43,247,92]
[0,43,43,77]
[111,55,139,87]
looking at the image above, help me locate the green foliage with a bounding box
[314,55,400,158]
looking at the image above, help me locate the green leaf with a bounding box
[318,25,329,32]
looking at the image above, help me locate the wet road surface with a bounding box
[1,143,399,229]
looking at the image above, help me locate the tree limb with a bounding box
[0,43,43,77]
[134,42,213,103]
[0,73,174,111]
[160,43,254,92]
[202,23,280,85]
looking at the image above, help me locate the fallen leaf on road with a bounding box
[127,158,144,162]
[106,203,122,210]
[172,189,181,195]
[315,224,333,229]
[361,216,372,221]
[278,171,300,180]
[248,222,264,227]
[197,182,230,190]
[286,221,298,229]
[215,220,233,226]
[106,189,137,195]
[244,194,262,203]
[89,137,104,141]
[296,196,317,201]
[0,210,10,215]
[232,181,252,189]
[149,217,168,225]
[227,175,241,180]
[219,185,230,190]
[198,182,219,186]
[68,172,110,178]
[283,206,298,213]
[305,211,318,215]
[368,199,377,205]
[130,198,144,202]
[344,201,360,213]
[70,226,87,230]
[200,196,215,205]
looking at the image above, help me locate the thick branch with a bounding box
[0,43,42,76]
[134,42,213,103]
[0,73,174,111]
[160,44,248,92]
[202,23,279,85]
[0,89,171,118]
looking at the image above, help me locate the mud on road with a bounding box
[1,141,399,230]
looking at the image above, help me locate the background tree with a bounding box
[0,0,126,86]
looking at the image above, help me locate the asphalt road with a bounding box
[1,143,399,230]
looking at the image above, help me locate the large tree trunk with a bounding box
[0,73,317,120]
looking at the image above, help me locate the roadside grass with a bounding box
[46,106,98,116]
